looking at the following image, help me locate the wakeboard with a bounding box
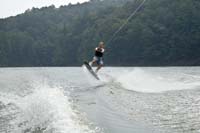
[83,61,100,80]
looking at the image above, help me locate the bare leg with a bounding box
[95,65,103,73]
[89,60,96,66]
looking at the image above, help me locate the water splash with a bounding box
[0,85,97,133]
[116,68,200,93]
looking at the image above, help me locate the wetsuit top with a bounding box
[95,47,105,57]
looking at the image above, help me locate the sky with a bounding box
[0,0,89,18]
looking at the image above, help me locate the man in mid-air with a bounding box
[89,42,105,73]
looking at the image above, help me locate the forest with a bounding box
[0,0,199,66]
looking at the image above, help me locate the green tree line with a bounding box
[0,0,199,66]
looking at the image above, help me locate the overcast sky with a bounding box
[0,0,89,18]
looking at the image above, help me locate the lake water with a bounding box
[0,67,200,133]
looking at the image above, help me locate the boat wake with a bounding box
[99,68,200,93]
[0,84,97,133]
[0,67,200,133]
[80,67,200,133]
